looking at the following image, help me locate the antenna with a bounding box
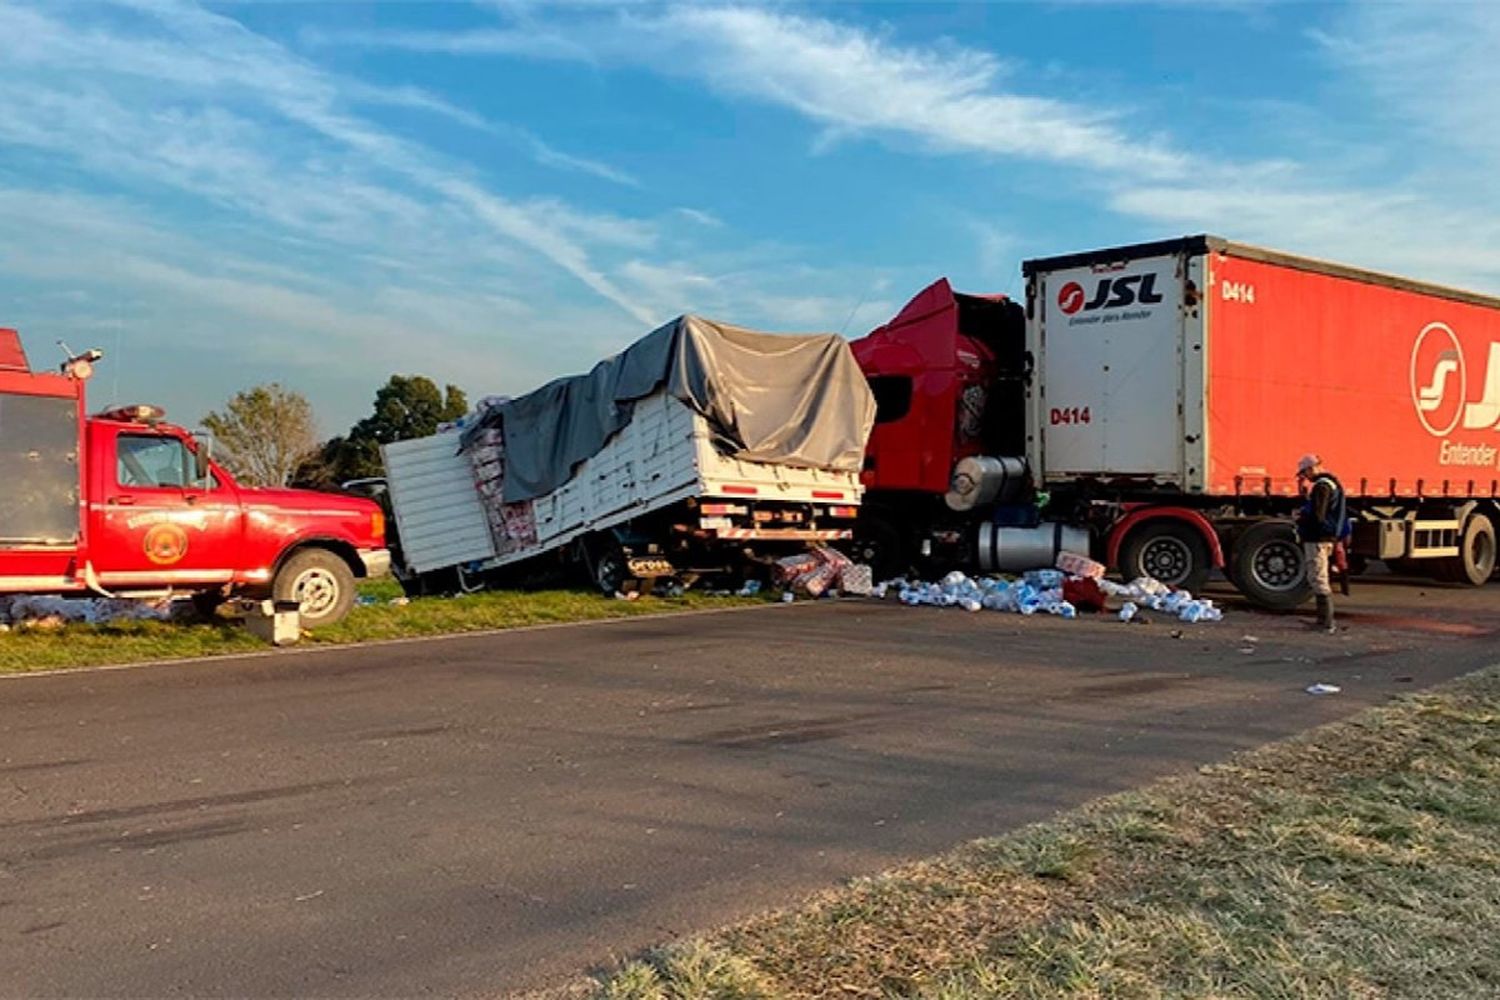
[839,285,873,336]
[111,328,122,409]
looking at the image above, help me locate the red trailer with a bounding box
[852,236,1500,608]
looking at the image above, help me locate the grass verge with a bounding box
[0,579,766,675]
[585,665,1500,999]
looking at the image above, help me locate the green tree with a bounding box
[321,376,467,484]
[202,384,319,488]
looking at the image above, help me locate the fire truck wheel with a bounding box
[1229,520,1311,610]
[273,549,356,627]
[1119,521,1210,594]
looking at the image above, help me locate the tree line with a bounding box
[201,375,467,489]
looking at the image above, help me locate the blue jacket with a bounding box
[1297,473,1347,542]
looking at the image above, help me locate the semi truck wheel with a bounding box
[1454,513,1497,586]
[1118,521,1210,593]
[273,549,356,628]
[1229,521,1311,610]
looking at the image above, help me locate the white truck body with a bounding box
[384,389,863,575]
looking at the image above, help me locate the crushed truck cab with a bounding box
[0,328,388,627]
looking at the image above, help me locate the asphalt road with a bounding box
[2,576,1497,997]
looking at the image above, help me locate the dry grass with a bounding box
[585,666,1500,999]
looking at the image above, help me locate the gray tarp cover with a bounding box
[463,315,876,503]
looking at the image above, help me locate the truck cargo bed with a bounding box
[384,390,862,576]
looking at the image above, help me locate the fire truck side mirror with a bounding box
[191,431,213,487]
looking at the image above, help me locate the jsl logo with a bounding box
[1057,273,1165,316]
[1411,321,1500,436]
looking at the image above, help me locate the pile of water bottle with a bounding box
[1104,576,1224,623]
[871,569,1223,624]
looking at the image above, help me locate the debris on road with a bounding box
[873,571,1224,624]
[1055,550,1106,579]
[1305,683,1342,695]
[773,548,871,600]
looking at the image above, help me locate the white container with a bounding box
[243,599,301,646]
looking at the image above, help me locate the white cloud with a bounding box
[310,2,1500,295]
[314,5,1191,181]
[1312,4,1500,168]
[1113,2,1500,293]
[675,207,724,228]
[0,0,660,325]
[300,24,592,62]
[523,133,640,187]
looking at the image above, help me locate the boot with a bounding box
[1315,595,1336,634]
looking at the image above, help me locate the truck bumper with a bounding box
[359,548,393,578]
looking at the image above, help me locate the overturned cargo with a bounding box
[383,315,876,594]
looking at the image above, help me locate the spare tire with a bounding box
[1230,520,1311,610]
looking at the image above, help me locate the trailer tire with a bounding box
[1455,513,1497,586]
[273,548,356,628]
[1118,521,1210,594]
[1229,520,1311,610]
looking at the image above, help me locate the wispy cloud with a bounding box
[315,5,1191,181]
[1114,2,1500,290]
[301,24,591,62]
[309,2,1500,294]
[523,132,640,187]
[675,207,724,228]
[0,1,659,324]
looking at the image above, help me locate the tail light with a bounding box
[371,510,386,542]
[826,505,860,519]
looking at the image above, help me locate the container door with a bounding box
[1033,252,1187,482]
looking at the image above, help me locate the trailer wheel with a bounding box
[1229,520,1311,610]
[1454,513,1497,586]
[1118,521,1210,594]
[273,548,356,628]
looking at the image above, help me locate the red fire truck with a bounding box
[0,329,389,626]
[851,235,1500,608]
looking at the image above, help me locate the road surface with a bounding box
[2,576,1496,996]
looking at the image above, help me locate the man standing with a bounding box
[1295,453,1346,633]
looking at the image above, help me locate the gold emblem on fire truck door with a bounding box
[142,522,189,565]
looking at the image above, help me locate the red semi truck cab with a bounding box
[0,329,389,627]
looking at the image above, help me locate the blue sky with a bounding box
[3,1,1497,434]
